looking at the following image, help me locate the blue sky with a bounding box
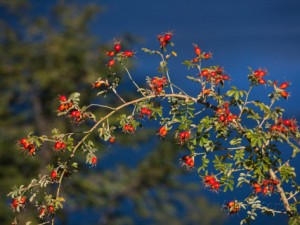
[94,0,300,114]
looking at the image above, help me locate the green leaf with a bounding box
[230,138,242,146]
[289,215,300,225]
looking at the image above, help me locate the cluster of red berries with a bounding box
[270,118,298,133]
[149,76,168,94]
[178,131,190,144]
[39,205,55,219]
[57,95,89,124]
[252,178,279,195]
[158,126,168,137]
[215,102,238,125]
[157,32,173,49]
[105,40,121,68]
[105,40,135,68]
[204,175,220,191]
[180,155,194,168]
[140,107,152,118]
[200,67,230,85]
[253,68,267,85]
[53,141,66,151]
[225,201,240,214]
[191,44,213,63]
[57,95,74,112]
[123,124,135,133]
[18,138,36,156]
[274,81,290,99]
[11,197,26,210]
[69,109,84,123]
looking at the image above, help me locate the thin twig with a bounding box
[85,104,116,111]
[112,88,126,103]
[118,60,146,97]
[238,85,253,118]
[158,52,174,94]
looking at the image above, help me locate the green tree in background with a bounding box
[0,1,224,224]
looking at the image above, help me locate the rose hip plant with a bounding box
[8,32,300,225]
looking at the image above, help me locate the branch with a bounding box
[51,93,204,225]
[269,168,292,214]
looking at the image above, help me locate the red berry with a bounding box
[279,82,289,89]
[204,175,216,186]
[262,187,269,195]
[222,75,230,81]
[164,32,172,42]
[283,119,292,127]
[201,69,209,77]
[188,158,194,167]
[272,179,279,185]
[106,51,115,57]
[202,89,211,95]
[158,126,168,137]
[54,141,62,150]
[193,44,201,56]
[51,170,57,180]
[70,110,77,117]
[227,201,240,214]
[223,102,230,109]
[258,78,266,85]
[192,57,200,63]
[23,142,30,149]
[219,115,225,122]
[203,52,212,59]
[254,69,267,77]
[19,138,27,145]
[91,156,97,166]
[157,35,164,42]
[146,109,152,116]
[28,146,36,156]
[48,205,55,213]
[39,208,46,218]
[123,50,134,58]
[262,179,269,186]
[59,95,67,102]
[107,59,115,68]
[19,196,26,205]
[60,142,66,149]
[211,181,220,190]
[216,108,223,114]
[160,41,167,48]
[270,125,278,131]
[11,199,19,209]
[128,125,135,133]
[58,104,65,112]
[227,201,235,208]
[114,43,121,52]
[280,90,289,99]
[109,136,116,143]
